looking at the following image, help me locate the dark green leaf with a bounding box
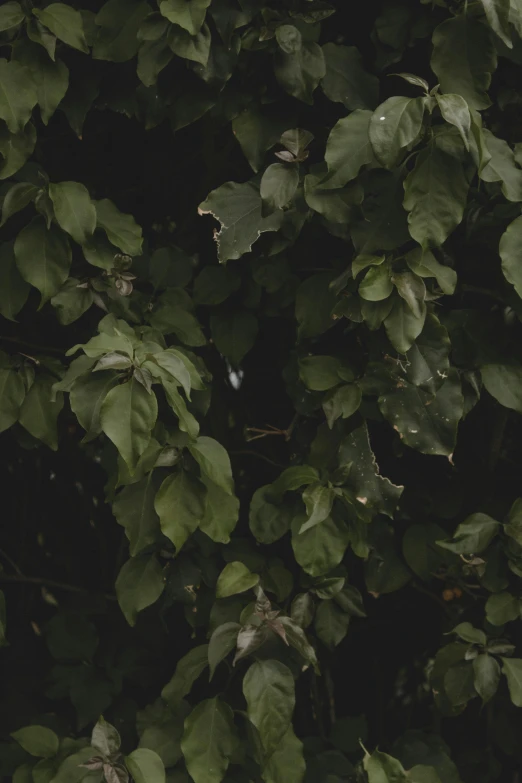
[155,470,205,553]
[33,3,88,53]
[216,562,259,598]
[437,513,499,554]
[115,554,164,626]
[369,96,425,168]
[11,727,59,759]
[473,654,501,703]
[100,378,158,472]
[321,43,378,110]
[501,657,522,707]
[181,698,237,783]
[243,659,295,756]
[208,622,240,680]
[162,645,209,705]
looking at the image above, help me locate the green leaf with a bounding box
[210,310,258,366]
[436,94,471,151]
[199,476,239,544]
[274,26,325,105]
[379,370,463,457]
[480,130,522,202]
[1,182,38,226]
[208,622,240,680]
[249,485,293,545]
[0,368,24,433]
[0,125,36,181]
[314,601,350,649]
[0,59,37,133]
[159,0,211,35]
[19,377,63,450]
[323,109,375,189]
[300,484,335,533]
[481,363,522,413]
[216,562,259,599]
[0,2,24,31]
[26,18,57,60]
[261,726,305,783]
[33,4,89,53]
[369,96,426,168]
[478,0,512,47]
[198,181,283,263]
[500,215,522,298]
[271,466,320,498]
[181,698,237,783]
[339,424,403,517]
[403,142,469,249]
[431,16,496,111]
[278,616,318,668]
[233,624,270,666]
[359,263,393,301]
[94,198,143,256]
[193,266,240,306]
[94,0,150,62]
[49,181,96,246]
[168,23,211,67]
[188,436,234,495]
[155,470,205,553]
[322,384,361,428]
[51,279,93,325]
[321,43,378,110]
[115,554,164,626]
[232,106,293,174]
[162,645,209,704]
[92,716,121,756]
[296,272,337,338]
[501,657,522,707]
[243,659,295,756]
[14,218,71,306]
[70,371,119,437]
[291,514,350,577]
[486,592,521,625]
[364,749,407,783]
[152,349,192,398]
[260,164,299,211]
[137,37,174,86]
[0,242,30,320]
[125,748,165,783]
[384,297,426,354]
[473,654,501,704]
[452,621,487,645]
[298,356,344,391]
[11,727,59,759]
[114,471,161,556]
[0,591,6,648]
[437,513,500,554]
[14,43,68,126]
[100,378,158,472]
[402,523,453,581]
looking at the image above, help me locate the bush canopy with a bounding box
[1,0,522,781]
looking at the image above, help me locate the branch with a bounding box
[0,574,116,602]
[0,336,64,356]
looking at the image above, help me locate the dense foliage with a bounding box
[2,0,522,780]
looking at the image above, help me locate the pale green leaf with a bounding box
[323,109,375,188]
[260,163,299,211]
[33,4,89,53]
[181,698,237,783]
[403,143,469,248]
[49,181,96,245]
[243,659,295,756]
[159,0,211,35]
[359,263,393,301]
[216,561,259,598]
[199,181,283,263]
[500,215,522,297]
[0,59,37,133]
[364,749,407,783]
[188,436,234,495]
[479,0,512,47]
[473,654,500,703]
[100,378,158,472]
[208,622,240,680]
[481,363,522,413]
[369,96,426,168]
[11,727,59,759]
[93,198,143,256]
[125,748,165,783]
[155,470,205,552]
[199,476,239,544]
[436,93,471,151]
[261,726,305,783]
[0,2,24,32]
[92,716,121,756]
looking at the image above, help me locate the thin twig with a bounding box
[0,547,24,577]
[0,574,116,602]
[230,450,287,469]
[0,336,64,356]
